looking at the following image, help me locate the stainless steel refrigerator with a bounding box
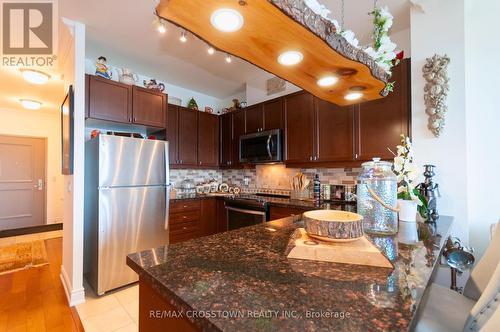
[84,135,170,295]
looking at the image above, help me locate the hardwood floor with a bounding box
[0,238,84,332]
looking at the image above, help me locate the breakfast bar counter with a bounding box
[127,216,453,332]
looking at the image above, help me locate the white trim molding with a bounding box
[60,266,85,306]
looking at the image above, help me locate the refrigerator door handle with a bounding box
[164,141,170,231]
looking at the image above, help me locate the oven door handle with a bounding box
[266,134,272,158]
[226,206,266,216]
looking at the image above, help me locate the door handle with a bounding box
[34,179,43,191]
[266,134,272,158]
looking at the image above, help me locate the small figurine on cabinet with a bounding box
[95,56,112,79]
[228,99,242,112]
[187,97,199,110]
[143,79,165,92]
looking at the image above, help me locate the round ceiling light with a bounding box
[207,46,215,55]
[317,76,338,87]
[210,8,244,32]
[20,99,42,110]
[21,69,50,84]
[277,51,303,66]
[344,92,363,101]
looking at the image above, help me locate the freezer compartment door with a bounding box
[97,185,169,294]
[99,135,168,187]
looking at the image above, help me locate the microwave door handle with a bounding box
[266,134,272,158]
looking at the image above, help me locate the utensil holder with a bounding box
[290,189,310,200]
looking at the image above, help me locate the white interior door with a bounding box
[0,135,46,230]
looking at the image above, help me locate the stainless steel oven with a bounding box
[239,129,282,164]
[225,198,269,230]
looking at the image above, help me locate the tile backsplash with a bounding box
[171,165,361,194]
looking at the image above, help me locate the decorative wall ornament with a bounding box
[266,76,286,95]
[422,54,450,137]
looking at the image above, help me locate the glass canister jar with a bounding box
[357,158,398,235]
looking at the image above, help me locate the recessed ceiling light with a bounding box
[277,51,303,66]
[317,76,338,87]
[210,8,244,32]
[225,54,232,63]
[179,30,187,42]
[345,92,363,101]
[20,99,42,110]
[21,69,50,84]
[207,46,215,55]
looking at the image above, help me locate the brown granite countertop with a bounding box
[127,216,453,331]
[171,194,356,212]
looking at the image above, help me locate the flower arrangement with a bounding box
[390,135,422,202]
[365,6,398,74]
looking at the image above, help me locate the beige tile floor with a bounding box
[76,282,139,332]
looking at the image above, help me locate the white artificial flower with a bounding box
[341,30,360,48]
[379,6,394,21]
[379,51,397,62]
[393,156,404,172]
[364,47,380,60]
[378,61,392,73]
[304,0,331,19]
[396,145,406,156]
[378,36,397,53]
[329,18,341,31]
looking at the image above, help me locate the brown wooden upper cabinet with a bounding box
[177,107,198,166]
[263,98,284,131]
[168,104,219,168]
[315,100,355,162]
[244,104,264,133]
[132,86,167,128]
[166,104,179,165]
[356,59,411,161]
[86,75,167,128]
[284,92,315,163]
[231,109,246,167]
[87,75,132,123]
[197,112,219,167]
[244,98,284,134]
[220,113,233,167]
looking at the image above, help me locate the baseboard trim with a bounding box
[60,266,86,307]
[0,223,63,238]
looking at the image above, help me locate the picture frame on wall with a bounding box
[61,85,74,175]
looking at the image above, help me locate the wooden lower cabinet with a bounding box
[169,198,223,243]
[269,205,311,221]
[216,199,228,233]
[139,278,201,332]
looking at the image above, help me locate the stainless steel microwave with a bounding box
[239,129,282,164]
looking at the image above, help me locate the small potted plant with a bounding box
[390,135,425,222]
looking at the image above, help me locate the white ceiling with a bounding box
[60,0,410,99]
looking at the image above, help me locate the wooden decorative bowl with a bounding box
[303,210,364,242]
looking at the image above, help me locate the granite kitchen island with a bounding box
[127,216,453,332]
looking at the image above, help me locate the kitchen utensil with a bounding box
[196,186,204,194]
[303,210,364,242]
[233,187,241,195]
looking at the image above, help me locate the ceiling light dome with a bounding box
[277,51,303,66]
[317,76,338,87]
[20,99,42,110]
[211,8,244,32]
[345,92,363,101]
[21,69,50,84]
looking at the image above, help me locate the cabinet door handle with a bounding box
[128,117,132,123]
[355,153,358,160]
[309,156,313,161]
[199,161,202,165]
[133,117,136,122]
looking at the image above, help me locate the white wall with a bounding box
[391,28,411,58]
[245,73,302,106]
[60,18,86,306]
[465,0,500,257]
[410,0,468,243]
[84,59,222,112]
[0,108,64,224]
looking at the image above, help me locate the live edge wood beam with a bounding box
[156,0,391,106]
